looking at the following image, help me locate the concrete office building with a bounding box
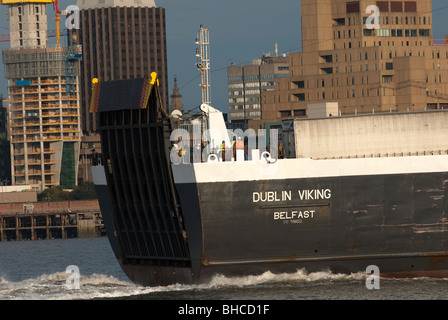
[2,0,82,191]
[227,51,289,124]
[77,0,169,133]
[257,0,448,126]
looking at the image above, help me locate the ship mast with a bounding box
[195,25,211,106]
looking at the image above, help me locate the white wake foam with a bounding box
[0,268,380,300]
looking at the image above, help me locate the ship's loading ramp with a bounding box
[293,111,448,160]
[90,76,191,273]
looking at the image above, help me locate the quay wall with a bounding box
[0,199,100,215]
[0,199,104,241]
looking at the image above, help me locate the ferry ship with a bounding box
[91,73,448,286]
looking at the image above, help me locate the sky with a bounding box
[0,0,447,115]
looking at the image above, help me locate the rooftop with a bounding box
[76,0,156,9]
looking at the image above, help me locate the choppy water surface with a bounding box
[0,237,447,300]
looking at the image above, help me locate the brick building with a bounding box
[256,0,448,127]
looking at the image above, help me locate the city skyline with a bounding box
[0,0,448,115]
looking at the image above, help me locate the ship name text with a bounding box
[252,189,331,203]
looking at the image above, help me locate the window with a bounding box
[294,110,306,117]
[405,29,417,37]
[293,93,305,101]
[382,75,393,83]
[377,29,390,37]
[292,81,305,89]
[392,29,403,37]
[363,29,374,36]
[391,1,403,12]
[279,110,291,118]
[346,2,360,13]
[419,29,430,37]
[404,1,417,12]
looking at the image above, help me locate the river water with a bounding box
[0,237,447,302]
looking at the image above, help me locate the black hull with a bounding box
[176,171,448,281]
[96,168,448,286]
[91,76,448,287]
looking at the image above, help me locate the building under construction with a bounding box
[1,0,82,191]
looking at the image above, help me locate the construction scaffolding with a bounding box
[1,1,82,191]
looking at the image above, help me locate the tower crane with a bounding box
[53,0,61,48]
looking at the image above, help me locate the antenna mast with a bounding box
[195,25,211,105]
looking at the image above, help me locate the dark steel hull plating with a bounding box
[96,168,448,286]
[175,172,448,280]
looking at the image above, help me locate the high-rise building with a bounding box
[77,0,169,133]
[227,51,289,124]
[256,0,448,126]
[1,0,82,191]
